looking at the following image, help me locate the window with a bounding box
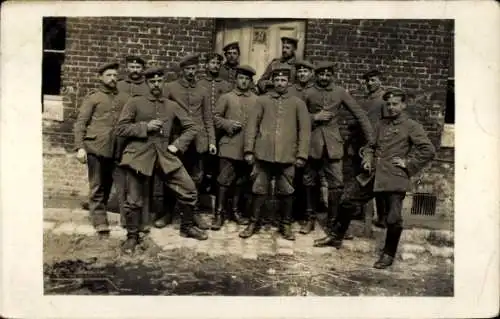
[440,77,454,147]
[42,17,66,119]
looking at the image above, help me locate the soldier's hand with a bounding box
[244,153,255,165]
[147,119,163,132]
[295,158,306,168]
[209,144,217,155]
[167,145,178,154]
[230,121,243,134]
[314,110,334,122]
[362,160,372,172]
[392,157,407,169]
[76,148,87,164]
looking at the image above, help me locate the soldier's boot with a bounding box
[279,196,295,241]
[299,187,316,234]
[121,232,139,254]
[179,203,208,241]
[239,195,266,239]
[232,186,249,225]
[193,205,210,230]
[314,192,350,248]
[211,186,228,231]
[374,225,402,269]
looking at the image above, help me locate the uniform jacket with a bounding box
[257,56,297,93]
[304,83,374,160]
[197,74,232,113]
[115,93,198,177]
[214,89,258,161]
[363,113,436,192]
[244,90,311,164]
[163,78,215,153]
[362,88,389,126]
[73,85,130,159]
[288,81,314,101]
[219,63,238,85]
[116,77,149,97]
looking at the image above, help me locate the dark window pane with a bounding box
[43,17,66,51]
[444,79,454,124]
[42,52,64,95]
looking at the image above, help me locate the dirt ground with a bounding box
[44,232,453,296]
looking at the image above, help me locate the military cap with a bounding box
[206,52,224,62]
[295,59,315,70]
[362,69,382,80]
[281,36,298,46]
[235,65,256,77]
[143,66,165,79]
[382,87,407,102]
[314,61,335,72]
[125,55,146,66]
[97,62,119,74]
[271,64,292,78]
[223,42,240,52]
[179,54,200,68]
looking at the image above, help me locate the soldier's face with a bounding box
[366,76,381,93]
[236,73,251,91]
[281,43,296,59]
[207,58,222,73]
[296,67,313,84]
[182,65,197,81]
[127,62,144,80]
[273,75,289,93]
[316,69,333,87]
[224,49,240,65]
[147,77,164,96]
[385,96,406,118]
[198,59,207,74]
[100,69,118,88]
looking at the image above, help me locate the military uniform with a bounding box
[116,67,207,246]
[302,62,375,233]
[211,65,259,229]
[73,62,129,233]
[116,56,149,97]
[240,66,311,240]
[314,88,436,269]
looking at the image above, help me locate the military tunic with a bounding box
[117,77,149,97]
[244,90,311,195]
[257,56,297,94]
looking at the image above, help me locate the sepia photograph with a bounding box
[41,15,455,297]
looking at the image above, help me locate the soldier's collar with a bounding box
[270,90,289,98]
[223,62,238,69]
[234,88,251,97]
[147,93,165,101]
[386,112,408,125]
[314,82,335,91]
[280,55,296,65]
[179,77,197,88]
[367,87,385,99]
[98,84,118,95]
[126,76,146,85]
[295,80,314,91]
[205,72,223,82]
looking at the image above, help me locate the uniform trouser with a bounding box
[87,154,118,228]
[217,158,252,187]
[335,178,406,256]
[182,144,205,187]
[303,156,343,190]
[122,163,197,234]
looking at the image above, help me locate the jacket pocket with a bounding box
[84,134,97,140]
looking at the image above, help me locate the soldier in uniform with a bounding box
[300,61,374,235]
[257,37,299,94]
[219,42,241,85]
[116,67,207,253]
[163,54,217,230]
[288,59,315,100]
[117,55,149,97]
[360,70,390,228]
[314,88,435,269]
[74,62,130,236]
[211,65,258,230]
[240,65,311,241]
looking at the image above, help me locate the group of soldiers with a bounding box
[74,36,436,269]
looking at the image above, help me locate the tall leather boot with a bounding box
[299,187,316,234]
[232,186,249,225]
[211,186,229,231]
[314,192,351,248]
[192,184,210,230]
[122,203,141,253]
[239,194,266,239]
[180,203,208,240]
[326,190,341,232]
[374,225,402,269]
[279,195,295,241]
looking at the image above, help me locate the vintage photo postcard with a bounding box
[1,1,499,318]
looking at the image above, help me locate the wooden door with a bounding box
[215,19,306,80]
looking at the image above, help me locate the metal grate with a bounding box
[411,193,437,216]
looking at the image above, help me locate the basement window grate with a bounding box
[411,193,437,216]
